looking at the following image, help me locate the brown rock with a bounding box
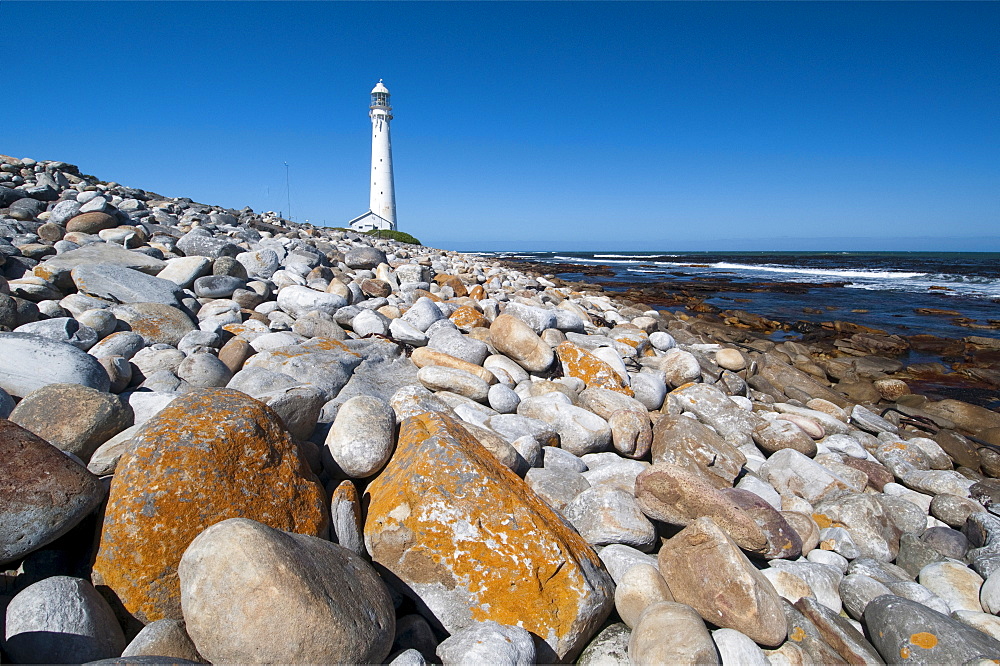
[36,222,65,242]
[364,411,613,661]
[66,211,118,234]
[91,388,328,625]
[10,383,133,463]
[793,596,883,665]
[0,419,105,565]
[757,354,850,408]
[934,429,982,470]
[360,278,391,298]
[658,517,787,647]
[410,346,495,384]
[922,399,1000,437]
[488,314,554,373]
[433,273,468,297]
[217,337,254,374]
[635,463,769,554]
[719,488,802,559]
[650,412,746,488]
[837,456,894,491]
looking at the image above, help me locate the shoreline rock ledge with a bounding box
[2,153,1000,665]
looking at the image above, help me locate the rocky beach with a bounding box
[3,154,1000,664]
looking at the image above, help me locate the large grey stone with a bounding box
[4,575,126,663]
[324,395,396,478]
[0,332,110,397]
[72,264,184,305]
[863,594,1000,664]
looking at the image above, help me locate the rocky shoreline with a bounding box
[2,154,1000,664]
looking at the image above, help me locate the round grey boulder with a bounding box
[4,575,126,664]
[344,246,388,270]
[325,395,396,478]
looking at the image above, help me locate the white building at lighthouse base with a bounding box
[348,210,394,233]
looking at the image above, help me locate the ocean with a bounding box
[487,251,1000,343]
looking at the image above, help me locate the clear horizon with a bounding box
[4,1,997,252]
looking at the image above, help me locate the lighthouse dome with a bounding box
[371,79,390,95]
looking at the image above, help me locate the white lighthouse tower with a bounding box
[349,79,397,232]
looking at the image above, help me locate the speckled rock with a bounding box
[10,382,132,462]
[110,302,196,346]
[179,517,394,664]
[556,341,632,396]
[628,601,719,665]
[435,620,535,666]
[120,619,202,662]
[364,411,613,661]
[92,388,329,625]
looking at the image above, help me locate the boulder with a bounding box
[91,388,329,625]
[0,419,105,565]
[179,517,394,664]
[10,383,132,462]
[0,332,111,397]
[364,411,613,661]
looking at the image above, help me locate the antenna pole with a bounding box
[284,161,291,221]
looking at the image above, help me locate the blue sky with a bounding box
[4,1,998,251]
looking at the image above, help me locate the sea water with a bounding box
[487,251,1000,341]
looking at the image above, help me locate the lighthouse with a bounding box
[349,79,397,232]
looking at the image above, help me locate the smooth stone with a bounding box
[658,517,787,647]
[760,448,857,504]
[178,517,394,664]
[672,383,756,448]
[489,314,554,373]
[953,610,1000,642]
[614,563,673,629]
[193,274,245,299]
[329,480,365,557]
[517,396,611,456]
[435,621,535,666]
[324,395,396,478]
[344,246,387,269]
[651,412,745,488]
[813,493,901,562]
[5,575,126,663]
[10,382,132,463]
[276,285,348,318]
[712,628,769,666]
[628,602,719,665]
[157,256,213,290]
[769,560,844,614]
[863,594,1000,664]
[14,317,99,351]
[0,332,111,397]
[73,263,183,305]
[524,467,591,512]
[418,365,490,402]
[175,228,240,259]
[175,353,232,388]
[120,619,202,662]
[919,561,984,613]
[400,297,446,332]
[597,544,659,584]
[562,484,657,551]
[840,574,893,620]
[0,420,105,565]
[110,302,196,346]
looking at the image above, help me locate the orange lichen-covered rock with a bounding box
[449,306,487,331]
[364,411,613,661]
[468,284,486,300]
[91,388,329,625]
[556,341,633,396]
[433,273,468,297]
